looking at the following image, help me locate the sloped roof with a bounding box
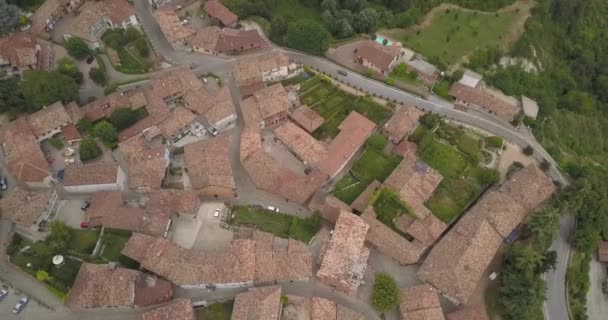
[400,284,445,320]
[184,134,235,191]
[0,32,39,67]
[0,188,51,226]
[118,134,168,189]
[154,8,195,44]
[137,298,194,320]
[274,120,328,167]
[446,306,487,320]
[4,118,52,183]
[63,162,119,186]
[356,40,400,71]
[203,0,238,26]
[231,286,281,320]
[290,105,324,133]
[67,263,140,308]
[382,105,423,143]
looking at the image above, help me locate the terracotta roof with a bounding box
[351,180,381,213]
[382,105,423,143]
[274,121,328,167]
[400,285,445,320]
[290,105,324,133]
[118,134,168,190]
[133,275,174,307]
[4,118,52,183]
[66,1,105,42]
[61,123,82,142]
[418,165,555,304]
[253,231,313,284]
[383,157,443,219]
[0,188,52,226]
[231,286,282,320]
[30,0,66,35]
[203,0,238,26]
[361,208,424,265]
[137,298,194,320]
[183,86,235,124]
[63,162,119,186]
[184,134,235,191]
[252,83,290,120]
[599,241,608,262]
[192,26,266,54]
[318,111,376,177]
[146,190,199,217]
[394,140,418,158]
[154,8,195,45]
[156,107,196,139]
[103,0,136,25]
[403,214,447,246]
[64,101,84,123]
[86,191,123,222]
[356,40,400,72]
[82,90,145,122]
[67,263,140,308]
[118,116,157,142]
[27,101,72,137]
[233,52,289,86]
[446,306,487,320]
[142,89,171,123]
[150,67,202,101]
[310,297,364,320]
[0,33,40,68]
[86,191,150,233]
[317,211,370,293]
[240,128,263,160]
[449,83,521,121]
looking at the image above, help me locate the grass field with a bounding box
[332,135,403,204]
[232,206,321,243]
[195,301,234,320]
[372,188,412,231]
[418,135,469,178]
[69,229,101,255]
[391,9,519,65]
[299,76,391,141]
[100,229,132,261]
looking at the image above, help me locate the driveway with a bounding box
[0,282,47,319]
[53,200,86,229]
[188,202,233,250]
[586,255,608,319]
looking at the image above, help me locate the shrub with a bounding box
[93,121,118,148]
[65,37,90,60]
[371,273,399,312]
[109,108,138,131]
[79,137,102,161]
[78,118,93,133]
[484,136,503,148]
[133,38,150,57]
[49,137,63,150]
[523,145,534,156]
[420,113,442,129]
[89,67,107,86]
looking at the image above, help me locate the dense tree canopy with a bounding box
[79,137,102,161]
[65,37,90,60]
[371,273,399,312]
[21,71,79,109]
[93,121,118,148]
[0,0,20,32]
[286,19,331,55]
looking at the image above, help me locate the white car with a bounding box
[213,209,220,217]
[267,206,279,212]
[0,289,8,301]
[13,296,29,314]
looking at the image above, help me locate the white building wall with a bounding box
[120,15,139,29]
[180,280,253,289]
[64,182,120,193]
[211,114,237,131]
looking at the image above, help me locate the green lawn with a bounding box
[397,9,519,65]
[232,206,321,243]
[389,63,426,87]
[69,229,101,255]
[195,301,234,320]
[418,134,469,177]
[300,76,391,141]
[332,135,403,204]
[372,188,412,231]
[435,123,484,164]
[100,229,132,261]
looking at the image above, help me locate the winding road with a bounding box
[0,0,573,319]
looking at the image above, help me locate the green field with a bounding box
[196,301,234,320]
[332,135,403,204]
[394,9,519,65]
[232,206,321,243]
[299,76,391,141]
[372,188,412,231]
[418,135,469,178]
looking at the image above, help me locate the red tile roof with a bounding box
[446,306,487,320]
[356,40,400,72]
[232,286,282,320]
[63,162,119,186]
[0,188,52,226]
[0,33,40,68]
[183,134,235,191]
[4,118,52,183]
[449,83,521,121]
[137,298,194,320]
[61,123,82,142]
[118,134,168,190]
[290,105,324,133]
[318,111,376,177]
[400,285,445,320]
[67,263,140,308]
[203,0,238,26]
[382,105,423,143]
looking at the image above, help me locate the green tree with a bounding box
[133,38,150,57]
[89,67,107,86]
[526,207,560,250]
[65,37,90,60]
[477,168,499,186]
[0,74,27,113]
[21,71,78,109]
[102,30,127,49]
[353,8,379,34]
[125,26,141,42]
[49,137,63,150]
[93,121,118,147]
[78,118,93,133]
[287,19,331,55]
[79,137,102,161]
[109,108,138,130]
[420,113,441,129]
[36,270,52,282]
[0,0,20,31]
[269,15,288,45]
[57,57,83,85]
[371,273,399,312]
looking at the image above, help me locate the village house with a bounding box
[3,118,54,187]
[449,70,522,122]
[231,286,282,320]
[27,101,75,141]
[406,56,440,85]
[154,8,195,50]
[274,121,328,167]
[418,164,556,305]
[191,26,267,55]
[63,162,126,193]
[82,89,147,122]
[317,111,376,178]
[355,40,401,75]
[289,105,324,134]
[233,52,300,95]
[63,0,139,49]
[240,83,291,128]
[137,298,195,320]
[183,134,236,198]
[0,188,58,230]
[30,0,83,35]
[381,105,424,144]
[117,133,170,191]
[310,297,364,320]
[399,284,445,320]
[67,263,174,309]
[317,211,370,294]
[156,107,197,144]
[446,306,488,320]
[182,85,236,131]
[203,0,238,28]
[0,33,52,77]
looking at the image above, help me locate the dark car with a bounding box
[81,201,91,211]
[337,70,348,76]
[12,296,29,314]
[0,176,7,191]
[86,56,95,64]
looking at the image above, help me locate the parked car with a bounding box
[213,209,221,217]
[80,221,89,229]
[337,70,348,76]
[12,296,29,314]
[0,289,8,301]
[267,206,279,212]
[0,176,7,191]
[81,201,91,211]
[86,56,94,64]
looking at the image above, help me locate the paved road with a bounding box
[545,215,576,320]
